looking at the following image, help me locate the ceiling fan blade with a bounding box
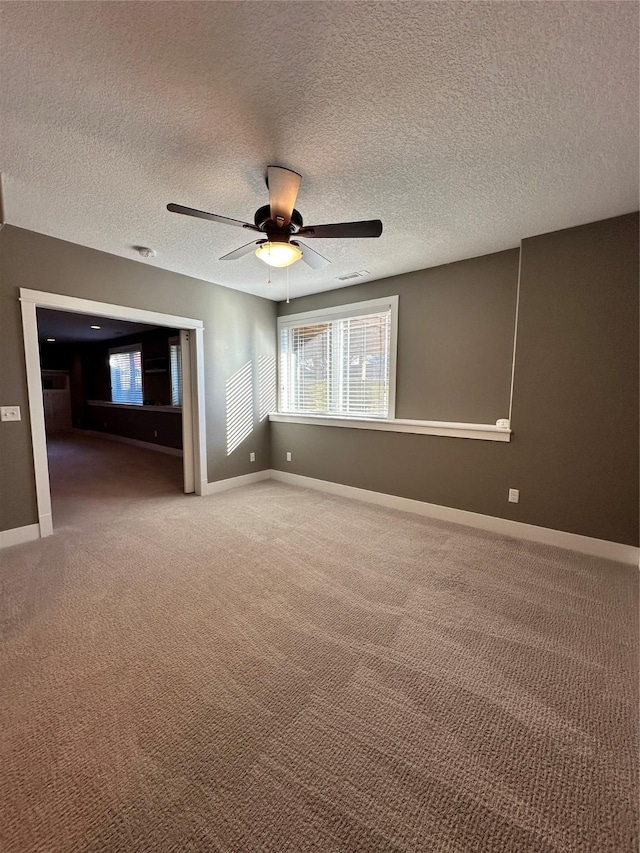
[167,203,259,231]
[292,241,331,270]
[267,166,301,226]
[297,219,383,239]
[219,240,264,261]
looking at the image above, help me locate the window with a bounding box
[169,337,182,407]
[109,344,143,405]
[278,297,398,419]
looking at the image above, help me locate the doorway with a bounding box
[20,289,207,538]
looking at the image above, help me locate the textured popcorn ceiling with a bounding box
[0,2,638,302]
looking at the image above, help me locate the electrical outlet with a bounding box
[286,452,292,462]
[249,452,256,462]
[0,406,21,422]
[508,488,520,503]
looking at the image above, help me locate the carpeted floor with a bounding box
[0,433,637,852]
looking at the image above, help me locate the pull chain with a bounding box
[286,264,290,304]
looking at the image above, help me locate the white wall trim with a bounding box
[387,295,399,419]
[180,329,195,494]
[82,430,183,456]
[19,289,204,330]
[0,523,41,549]
[277,295,398,326]
[5,467,636,566]
[270,413,511,442]
[20,299,54,536]
[19,288,208,539]
[192,327,208,497]
[269,470,639,566]
[206,469,271,495]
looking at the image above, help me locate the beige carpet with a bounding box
[1,433,637,852]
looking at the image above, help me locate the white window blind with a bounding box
[279,299,396,418]
[169,338,182,407]
[109,344,143,405]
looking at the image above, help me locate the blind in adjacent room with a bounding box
[109,344,143,405]
[280,308,392,418]
[169,338,182,407]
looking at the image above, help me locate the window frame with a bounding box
[108,342,143,406]
[277,296,399,420]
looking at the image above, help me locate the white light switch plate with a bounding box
[1,406,21,422]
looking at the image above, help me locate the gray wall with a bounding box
[2,214,637,546]
[280,249,520,424]
[278,249,519,424]
[272,213,639,547]
[0,226,276,532]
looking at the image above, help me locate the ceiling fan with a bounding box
[167,166,383,270]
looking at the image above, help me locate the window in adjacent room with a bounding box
[169,337,182,407]
[109,343,143,405]
[278,296,398,418]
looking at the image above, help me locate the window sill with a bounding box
[269,413,511,442]
[88,401,182,414]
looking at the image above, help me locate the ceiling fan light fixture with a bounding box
[255,241,302,268]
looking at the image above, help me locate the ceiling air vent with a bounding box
[337,270,369,282]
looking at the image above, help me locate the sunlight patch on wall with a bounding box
[226,361,253,455]
[258,355,277,421]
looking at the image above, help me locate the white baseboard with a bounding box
[269,470,639,566]
[0,523,41,549]
[83,430,183,457]
[206,469,271,495]
[6,468,632,564]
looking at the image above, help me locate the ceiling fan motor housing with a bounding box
[254,204,303,239]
